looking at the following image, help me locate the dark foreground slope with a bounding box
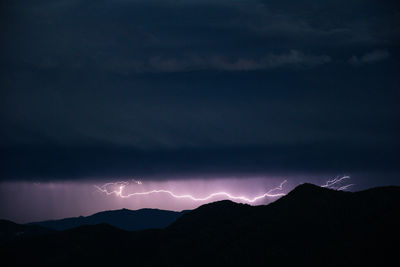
[1,184,399,267]
[30,208,186,231]
[0,220,55,243]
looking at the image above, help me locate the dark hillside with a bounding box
[1,184,399,267]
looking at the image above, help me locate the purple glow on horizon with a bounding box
[0,175,354,223]
[94,179,287,203]
[0,177,289,223]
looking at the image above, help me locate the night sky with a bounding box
[1,0,399,223]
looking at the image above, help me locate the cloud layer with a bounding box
[0,0,399,182]
[349,50,390,65]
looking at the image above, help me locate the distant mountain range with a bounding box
[1,183,399,266]
[29,208,187,231]
[0,220,55,243]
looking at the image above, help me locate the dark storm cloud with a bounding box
[1,143,398,181]
[0,0,399,182]
[99,50,331,73]
[2,0,398,72]
[349,50,390,65]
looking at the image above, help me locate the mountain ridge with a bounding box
[1,183,399,266]
[29,207,188,231]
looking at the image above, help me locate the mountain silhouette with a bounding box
[29,208,187,231]
[0,220,54,243]
[1,184,399,266]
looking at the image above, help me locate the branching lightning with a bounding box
[95,175,354,204]
[337,184,354,191]
[321,175,354,190]
[95,180,287,203]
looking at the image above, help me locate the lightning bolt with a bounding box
[336,184,355,191]
[321,175,354,191]
[95,180,287,203]
[95,176,354,205]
